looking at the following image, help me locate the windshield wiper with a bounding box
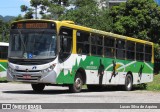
[17,29,26,56]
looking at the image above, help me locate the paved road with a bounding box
[0,83,160,112]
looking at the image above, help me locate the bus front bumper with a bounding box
[7,70,57,84]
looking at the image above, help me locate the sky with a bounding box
[155,0,160,5]
[0,0,30,17]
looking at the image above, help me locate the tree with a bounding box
[24,8,34,19]
[30,0,42,19]
[41,0,70,19]
[20,4,34,19]
[110,0,160,43]
[13,14,23,21]
[0,20,10,42]
[0,19,3,41]
[21,5,28,12]
[59,0,113,31]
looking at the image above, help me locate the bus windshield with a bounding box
[9,29,57,59]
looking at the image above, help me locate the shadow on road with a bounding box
[2,89,89,95]
[2,85,146,95]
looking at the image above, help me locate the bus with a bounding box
[7,19,154,93]
[0,42,9,78]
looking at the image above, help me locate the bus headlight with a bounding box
[41,64,56,73]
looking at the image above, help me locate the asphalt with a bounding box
[0,83,160,112]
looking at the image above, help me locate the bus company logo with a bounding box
[32,66,37,70]
[90,61,94,65]
[2,104,11,109]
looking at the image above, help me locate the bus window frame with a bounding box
[58,26,73,63]
[144,44,152,62]
[76,30,90,55]
[104,36,115,58]
[136,43,145,62]
[0,46,8,60]
[90,33,103,56]
[126,41,136,60]
[115,39,126,59]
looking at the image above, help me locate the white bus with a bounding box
[0,42,9,78]
[7,19,154,93]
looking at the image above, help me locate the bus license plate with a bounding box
[23,75,31,79]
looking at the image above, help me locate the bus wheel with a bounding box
[124,74,133,91]
[31,83,45,92]
[69,73,83,93]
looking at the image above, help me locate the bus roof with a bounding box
[0,42,9,46]
[12,19,153,45]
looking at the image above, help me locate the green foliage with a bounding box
[110,0,160,60]
[20,4,34,19]
[13,15,23,21]
[24,8,34,19]
[154,44,160,59]
[59,0,113,31]
[110,0,160,43]
[41,0,70,19]
[21,5,28,12]
[0,19,3,41]
[0,77,7,83]
[0,20,10,42]
[147,74,160,91]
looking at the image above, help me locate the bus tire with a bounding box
[69,73,83,93]
[124,74,133,91]
[31,83,45,92]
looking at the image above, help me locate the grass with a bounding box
[0,77,8,83]
[146,74,160,91]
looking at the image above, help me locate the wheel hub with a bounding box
[127,77,131,88]
[75,78,82,89]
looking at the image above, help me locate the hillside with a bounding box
[0,15,15,22]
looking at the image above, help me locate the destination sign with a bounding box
[26,23,48,29]
[12,22,55,29]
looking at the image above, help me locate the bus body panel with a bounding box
[7,19,154,89]
[0,42,9,78]
[56,54,153,85]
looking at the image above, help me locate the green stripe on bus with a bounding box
[56,56,153,83]
[0,62,7,72]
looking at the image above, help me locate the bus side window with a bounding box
[116,39,125,59]
[91,35,103,56]
[0,46,8,59]
[126,41,135,60]
[145,45,152,62]
[76,31,90,55]
[136,43,144,61]
[104,37,115,57]
[59,27,73,62]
